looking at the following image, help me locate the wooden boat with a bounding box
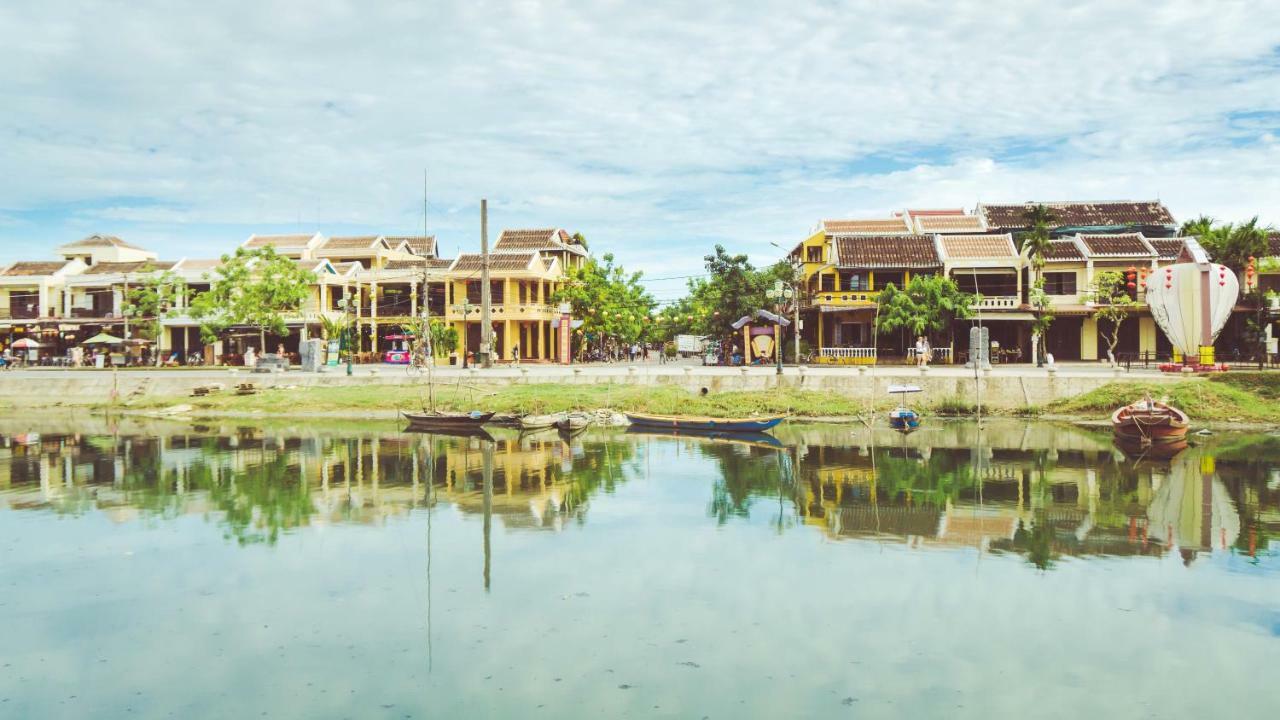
[1114,435,1187,460]
[624,412,786,433]
[1111,397,1189,445]
[519,413,561,431]
[556,412,592,434]
[887,385,922,432]
[401,410,495,431]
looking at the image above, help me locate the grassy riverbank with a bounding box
[1046,373,1280,424]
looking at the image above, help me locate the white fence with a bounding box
[819,347,877,360]
[908,347,953,363]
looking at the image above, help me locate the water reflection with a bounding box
[1,420,1277,569]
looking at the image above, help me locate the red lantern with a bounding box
[1126,281,1136,289]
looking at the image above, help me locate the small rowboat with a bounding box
[624,425,785,449]
[402,410,495,431]
[624,412,786,433]
[1111,397,1189,445]
[556,412,592,434]
[519,413,561,431]
[887,384,922,432]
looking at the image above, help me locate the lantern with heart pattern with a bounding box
[1143,262,1238,359]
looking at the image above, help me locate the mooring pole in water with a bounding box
[482,439,493,591]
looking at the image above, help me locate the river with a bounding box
[1,418,1277,719]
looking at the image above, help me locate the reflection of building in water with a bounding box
[0,429,618,541]
[1145,452,1240,564]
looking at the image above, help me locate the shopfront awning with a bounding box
[973,312,1036,321]
[817,305,875,316]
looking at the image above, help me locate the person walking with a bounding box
[511,342,520,366]
[915,336,926,367]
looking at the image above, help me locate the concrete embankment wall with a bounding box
[0,367,1189,412]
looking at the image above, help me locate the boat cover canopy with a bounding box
[887,384,922,394]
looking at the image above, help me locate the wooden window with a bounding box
[820,273,835,292]
[806,246,822,263]
[1044,272,1077,295]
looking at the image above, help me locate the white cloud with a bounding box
[2,0,1279,285]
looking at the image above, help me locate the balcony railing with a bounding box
[975,296,1020,309]
[0,307,40,320]
[811,290,877,306]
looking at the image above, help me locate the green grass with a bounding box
[1047,378,1280,423]
[117,383,889,419]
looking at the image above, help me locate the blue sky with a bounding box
[3,1,1280,302]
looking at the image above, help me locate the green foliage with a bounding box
[1048,380,1280,423]
[188,246,316,346]
[1182,215,1271,272]
[1088,270,1142,362]
[318,314,345,341]
[123,265,187,346]
[874,274,975,342]
[552,252,655,355]
[428,319,458,357]
[657,247,797,345]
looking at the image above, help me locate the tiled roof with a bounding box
[385,236,436,257]
[833,234,941,269]
[59,234,146,251]
[1267,232,1280,256]
[939,234,1016,259]
[1078,233,1155,258]
[903,208,966,217]
[979,201,1175,230]
[1040,239,1085,262]
[320,236,381,251]
[245,234,316,249]
[82,261,177,275]
[291,260,328,273]
[384,258,450,271]
[822,218,911,235]
[0,261,69,277]
[493,228,586,255]
[177,259,224,272]
[1147,238,1185,261]
[330,261,362,274]
[451,252,541,272]
[912,214,986,234]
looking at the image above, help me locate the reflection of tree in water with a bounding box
[701,442,794,525]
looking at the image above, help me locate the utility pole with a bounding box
[479,198,493,368]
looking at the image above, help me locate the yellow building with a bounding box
[443,229,586,363]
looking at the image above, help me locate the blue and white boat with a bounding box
[887,385,922,431]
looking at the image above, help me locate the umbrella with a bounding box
[10,338,42,349]
[81,333,125,345]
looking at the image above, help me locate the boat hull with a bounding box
[624,412,785,433]
[401,411,495,430]
[1110,401,1189,444]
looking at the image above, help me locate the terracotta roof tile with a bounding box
[1,261,69,277]
[912,214,986,234]
[822,218,911,235]
[834,234,941,269]
[245,234,316,249]
[59,234,146,251]
[1078,233,1155,258]
[1041,239,1085,262]
[383,258,451,271]
[320,236,381,251]
[82,261,178,275]
[1267,232,1280,256]
[1147,238,1185,261]
[979,201,1175,231]
[939,234,1016,259]
[493,228,586,256]
[451,252,542,272]
[385,236,436,257]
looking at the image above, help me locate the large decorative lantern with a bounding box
[1144,239,1239,366]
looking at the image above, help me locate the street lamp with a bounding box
[338,296,356,376]
[766,280,794,375]
[770,242,803,366]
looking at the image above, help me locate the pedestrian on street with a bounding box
[512,343,520,365]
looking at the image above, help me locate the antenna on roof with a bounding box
[423,168,429,240]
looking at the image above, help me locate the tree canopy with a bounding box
[552,252,655,356]
[123,265,187,347]
[188,246,316,349]
[656,246,796,343]
[1180,215,1271,272]
[874,274,976,342]
[1089,270,1141,363]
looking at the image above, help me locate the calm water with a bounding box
[1,418,1278,719]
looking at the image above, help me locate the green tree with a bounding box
[1089,270,1141,364]
[552,252,655,358]
[874,274,976,347]
[428,319,458,358]
[123,265,187,364]
[1022,204,1057,364]
[1185,216,1270,272]
[188,246,316,353]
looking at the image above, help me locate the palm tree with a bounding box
[1022,205,1056,365]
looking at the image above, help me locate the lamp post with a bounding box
[770,242,803,366]
[338,296,355,376]
[766,281,793,375]
[451,298,472,368]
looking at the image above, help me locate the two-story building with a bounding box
[442,229,585,363]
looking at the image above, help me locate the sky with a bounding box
[3,0,1280,304]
